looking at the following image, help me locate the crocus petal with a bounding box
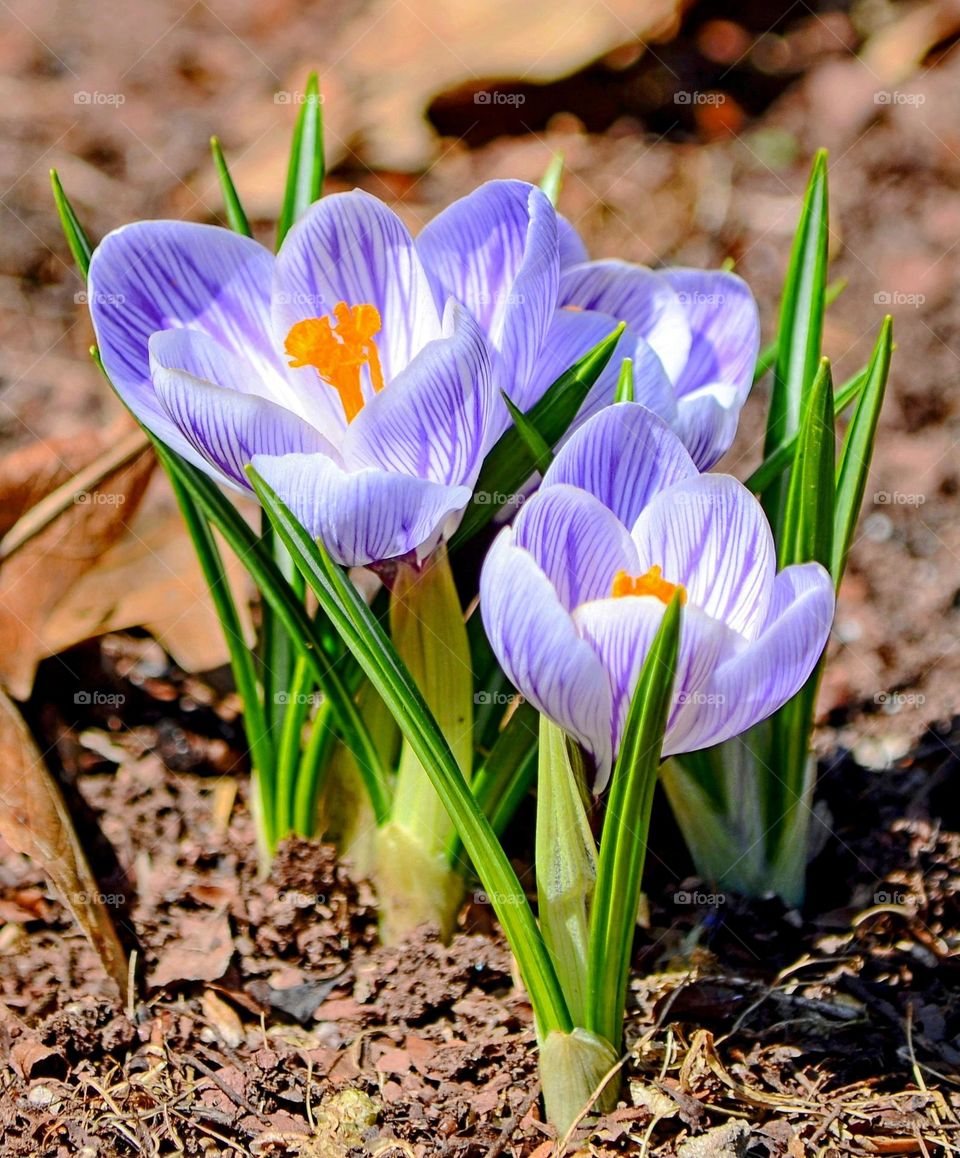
[672,383,742,470]
[573,597,735,789]
[480,529,613,775]
[511,484,638,611]
[252,452,470,567]
[417,181,559,414]
[630,475,775,638]
[542,403,698,529]
[662,269,760,400]
[273,190,442,382]
[524,309,677,430]
[557,215,589,269]
[153,367,335,491]
[343,301,495,487]
[668,562,834,754]
[559,261,691,382]
[88,221,278,454]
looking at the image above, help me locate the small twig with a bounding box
[181,1051,270,1123]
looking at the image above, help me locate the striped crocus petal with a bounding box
[525,309,678,431]
[541,403,698,530]
[417,180,559,426]
[559,260,692,383]
[343,301,495,488]
[273,189,443,388]
[480,527,614,775]
[662,269,760,403]
[574,597,737,789]
[252,451,472,568]
[629,474,775,638]
[88,221,280,465]
[477,402,836,785]
[666,562,834,754]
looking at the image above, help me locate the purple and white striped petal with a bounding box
[273,190,442,383]
[559,261,691,382]
[668,562,834,753]
[542,403,698,530]
[88,221,279,454]
[252,452,471,567]
[417,181,559,418]
[153,368,335,491]
[511,483,637,611]
[672,383,742,470]
[343,302,495,487]
[629,475,775,639]
[662,269,760,401]
[480,529,613,776]
[573,596,736,787]
[523,309,678,430]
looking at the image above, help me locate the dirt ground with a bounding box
[0,0,958,1153]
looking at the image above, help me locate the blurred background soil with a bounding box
[0,1,959,1153]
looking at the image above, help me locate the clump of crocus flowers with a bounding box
[57,83,890,1134]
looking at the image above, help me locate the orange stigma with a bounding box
[284,301,385,423]
[611,565,687,606]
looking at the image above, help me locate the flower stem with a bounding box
[539,1027,620,1136]
[378,543,473,941]
[536,718,596,1027]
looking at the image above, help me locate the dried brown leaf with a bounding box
[0,688,128,999]
[0,426,155,698]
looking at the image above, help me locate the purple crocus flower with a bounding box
[524,220,762,469]
[480,403,834,790]
[86,182,558,568]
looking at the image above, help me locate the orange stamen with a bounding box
[611,565,687,606]
[284,301,385,423]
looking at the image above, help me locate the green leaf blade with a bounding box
[276,73,325,249]
[587,594,682,1048]
[831,317,893,584]
[763,149,829,527]
[50,170,94,278]
[451,323,625,550]
[210,137,253,237]
[247,465,573,1037]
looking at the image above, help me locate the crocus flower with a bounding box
[524,221,762,469]
[87,184,558,568]
[480,403,834,789]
